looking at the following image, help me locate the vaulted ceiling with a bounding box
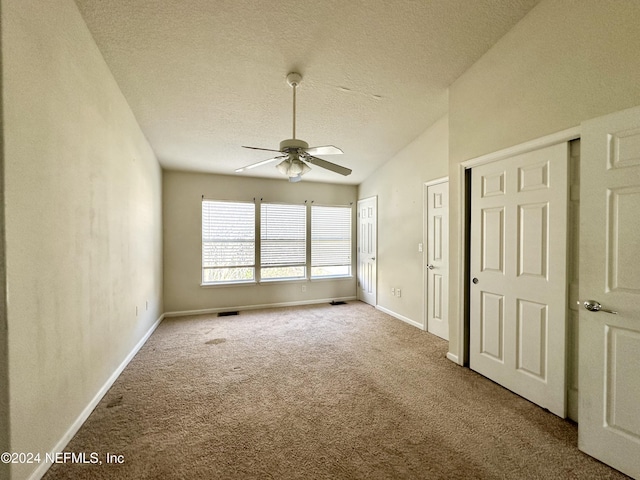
[74,0,540,184]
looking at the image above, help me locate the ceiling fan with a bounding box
[235,72,351,183]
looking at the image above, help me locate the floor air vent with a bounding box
[218,311,239,317]
[330,301,347,306]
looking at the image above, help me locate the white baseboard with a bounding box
[29,313,165,480]
[375,305,423,330]
[164,296,358,318]
[446,352,461,365]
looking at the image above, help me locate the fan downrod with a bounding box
[286,72,302,139]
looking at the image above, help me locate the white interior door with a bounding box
[578,106,640,478]
[425,180,449,340]
[470,142,568,417]
[357,196,377,306]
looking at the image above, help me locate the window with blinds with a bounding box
[202,200,255,284]
[311,205,352,278]
[260,203,307,280]
[202,199,352,285]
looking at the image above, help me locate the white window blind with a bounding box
[202,200,255,284]
[311,205,352,278]
[261,203,306,279]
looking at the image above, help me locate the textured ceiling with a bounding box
[74,0,540,184]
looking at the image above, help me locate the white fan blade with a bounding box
[304,145,343,156]
[304,155,352,176]
[235,156,286,173]
[242,146,283,153]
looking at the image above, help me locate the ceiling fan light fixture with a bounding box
[276,157,311,179]
[276,159,289,175]
[238,72,351,180]
[298,160,312,176]
[289,161,303,176]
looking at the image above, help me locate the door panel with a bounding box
[482,207,504,273]
[579,106,640,478]
[357,197,377,306]
[608,188,640,291]
[470,142,568,418]
[426,181,449,339]
[518,203,547,278]
[516,299,546,379]
[606,327,640,434]
[480,292,504,360]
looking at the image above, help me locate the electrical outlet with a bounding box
[391,287,395,296]
[418,243,423,252]
[301,284,307,292]
[397,288,401,298]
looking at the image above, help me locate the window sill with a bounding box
[200,280,257,288]
[200,275,354,288]
[310,275,354,282]
[259,278,307,285]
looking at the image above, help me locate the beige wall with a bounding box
[2,1,163,478]
[358,115,448,325]
[3,2,640,478]
[0,3,10,478]
[0,14,8,473]
[163,171,357,313]
[447,0,640,360]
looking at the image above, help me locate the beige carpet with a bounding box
[44,301,626,479]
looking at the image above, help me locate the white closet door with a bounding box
[578,106,640,479]
[470,142,568,417]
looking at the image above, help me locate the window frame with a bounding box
[201,198,256,286]
[310,204,353,279]
[259,202,307,282]
[200,198,353,286]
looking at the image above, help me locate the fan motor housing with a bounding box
[280,138,308,151]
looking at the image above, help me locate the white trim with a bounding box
[422,184,428,331]
[455,126,580,367]
[424,176,449,187]
[200,280,258,288]
[29,314,165,480]
[200,275,355,288]
[164,296,358,318]
[309,275,354,283]
[446,352,460,364]
[461,126,581,169]
[376,305,423,330]
[455,162,467,366]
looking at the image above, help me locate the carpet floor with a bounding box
[43,301,627,479]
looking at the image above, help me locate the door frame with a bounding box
[452,126,581,367]
[423,177,449,333]
[357,196,377,306]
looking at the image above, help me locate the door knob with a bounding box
[371,257,376,261]
[426,264,435,270]
[581,300,618,315]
